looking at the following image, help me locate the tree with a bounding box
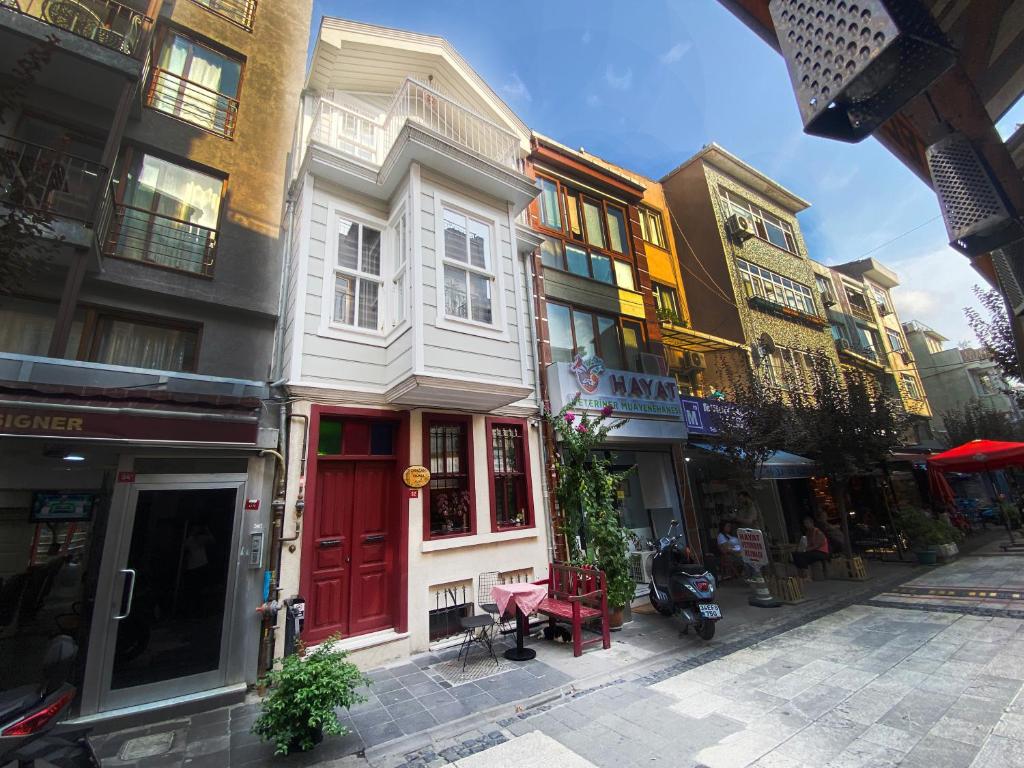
[710,356,801,514]
[942,399,1024,445]
[964,285,1021,386]
[0,35,63,295]
[790,356,911,557]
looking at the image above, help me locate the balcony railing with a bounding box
[836,338,879,363]
[103,202,217,276]
[309,78,522,172]
[848,301,874,321]
[0,135,103,222]
[187,0,256,31]
[4,0,152,57]
[146,68,240,139]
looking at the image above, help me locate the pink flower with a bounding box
[564,412,576,424]
[576,423,587,433]
[601,404,614,418]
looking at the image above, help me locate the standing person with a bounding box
[735,490,761,529]
[792,516,829,574]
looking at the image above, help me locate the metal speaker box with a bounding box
[927,133,1024,257]
[770,0,955,142]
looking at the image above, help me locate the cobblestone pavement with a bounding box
[92,540,1021,767]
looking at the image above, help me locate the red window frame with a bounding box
[485,417,536,532]
[422,413,476,540]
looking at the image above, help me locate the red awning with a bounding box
[926,439,1024,473]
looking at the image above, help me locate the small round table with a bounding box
[491,582,547,661]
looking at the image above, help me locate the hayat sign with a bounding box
[549,355,683,420]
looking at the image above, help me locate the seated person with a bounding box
[792,516,829,572]
[814,511,845,555]
[717,520,754,577]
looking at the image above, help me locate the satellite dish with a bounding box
[759,333,777,356]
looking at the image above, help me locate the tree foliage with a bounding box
[790,355,910,555]
[964,285,1021,384]
[543,396,635,608]
[0,35,63,295]
[942,398,1024,445]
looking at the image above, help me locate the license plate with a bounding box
[698,603,721,619]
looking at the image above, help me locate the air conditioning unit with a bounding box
[726,213,754,243]
[878,303,893,317]
[628,551,656,583]
[666,348,686,371]
[638,352,668,376]
[820,290,837,308]
[683,351,706,371]
[900,351,914,365]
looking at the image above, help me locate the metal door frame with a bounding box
[81,462,247,714]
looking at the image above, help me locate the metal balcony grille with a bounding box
[0,135,103,222]
[146,68,239,139]
[4,0,152,56]
[187,0,256,30]
[104,203,217,276]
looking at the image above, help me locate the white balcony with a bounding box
[304,78,536,211]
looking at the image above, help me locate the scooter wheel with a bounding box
[696,620,716,640]
[649,588,673,617]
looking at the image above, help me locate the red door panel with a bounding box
[308,464,352,638]
[347,461,394,636]
[306,456,396,640]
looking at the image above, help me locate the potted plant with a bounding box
[253,635,370,755]
[543,396,635,627]
[895,510,955,565]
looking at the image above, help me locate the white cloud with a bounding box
[605,64,633,91]
[817,165,859,192]
[890,247,986,346]
[582,30,592,44]
[660,41,691,64]
[585,93,602,108]
[500,72,531,103]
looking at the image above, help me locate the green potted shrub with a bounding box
[895,510,954,565]
[253,636,370,755]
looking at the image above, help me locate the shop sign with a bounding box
[547,355,683,420]
[0,405,258,445]
[737,528,769,567]
[679,396,735,436]
[402,465,431,488]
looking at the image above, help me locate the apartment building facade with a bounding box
[905,320,1023,443]
[276,19,548,664]
[524,135,696,556]
[0,0,310,721]
[813,258,933,444]
[660,144,840,396]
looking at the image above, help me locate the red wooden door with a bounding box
[308,459,395,639]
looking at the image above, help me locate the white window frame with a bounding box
[318,201,391,345]
[432,189,509,341]
[389,205,409,329]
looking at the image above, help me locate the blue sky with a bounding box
[313,1,1024,345]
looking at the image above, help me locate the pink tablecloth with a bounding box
[491,582,547,617]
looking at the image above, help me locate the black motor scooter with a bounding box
[0,635,98,768]
[647,520,721,640]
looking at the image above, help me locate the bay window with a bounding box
[487,419,534,530]
[149,32,242,139]
[535,174,638,290]
[442,208,494,324]
[390,210,408,326]
[547,301,644,370]
[424,415,475,538]
[332,215,381,330]
[736,258,817,317]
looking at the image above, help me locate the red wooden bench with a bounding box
[534,563,610,657]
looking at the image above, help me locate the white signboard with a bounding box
[737,528,769,567]
[547,355,684,419]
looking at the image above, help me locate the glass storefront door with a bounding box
[94,479,244,711]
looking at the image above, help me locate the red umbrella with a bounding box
[926,439,1024,472]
